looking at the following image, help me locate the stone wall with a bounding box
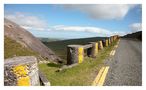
[4,56,40,86]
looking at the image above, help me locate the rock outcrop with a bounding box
[4,18,61,62]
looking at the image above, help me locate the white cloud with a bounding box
[21,26,47,31]
[4,11,128,37]
[129,23,142,32]
[64,4,137,20]
[111,31,127,36]
[51,25,125,36]
[5,12,48,30]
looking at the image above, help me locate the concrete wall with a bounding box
[4,56,40,86]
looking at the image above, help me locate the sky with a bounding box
[4,4,142,39]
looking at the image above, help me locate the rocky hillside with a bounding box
[4,18,61,62]
[4,36,38,59]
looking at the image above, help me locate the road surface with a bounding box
[104,39,142,86]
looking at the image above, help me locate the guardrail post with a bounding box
[4,56,40,86]
[67,45,84,65]
[89,42,98,58]
[99,41,103,50]
[102,39,106,47]
[114,35,116,41]
[110,36,112,43]
[108,38,111,45]
[106,39,109,47]
[111,36,114,43]
[116,35,119,40]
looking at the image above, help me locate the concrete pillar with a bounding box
[89,42,98,58]
[117,35,119,40]
[116,35,119,40]
[105,39,109,47]
[114,36,116,41]
[102,39,106,47]
[111,36,114,42]
[108,38,111,45]
[67,45,84,65]
[99,41,103,50]
[4,56,40,86]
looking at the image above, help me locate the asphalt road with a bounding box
[104,39,142,86]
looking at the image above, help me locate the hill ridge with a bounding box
[4,18,61,62]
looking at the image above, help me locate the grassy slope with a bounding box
[4,36,38,59]
[39,41,117,86]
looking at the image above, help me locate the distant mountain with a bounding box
[38,37,61,42]
[44,36,108,44]
[122,31,142,41]
[4,18,61,62]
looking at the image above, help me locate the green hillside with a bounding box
[4,36,38,59]
[43,37,108,61]
[122,31,142,41]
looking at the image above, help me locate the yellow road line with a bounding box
[110,50,116,56]
[92,66,110,86]
[110,50,114,56]
[92,67,105,86]
[111,50,116,56]
[97,66,110,86]
[115,45,118,48]
[117,40,120,45]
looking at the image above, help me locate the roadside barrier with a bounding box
[99,41,103,50]
[4,56,50,86]
[89,42,98,58]
[67,45,84,65]
[67,35,119,65]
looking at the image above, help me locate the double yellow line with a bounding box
[110,50,116,56]
[92,40,120,86]
[92,66,110,86]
